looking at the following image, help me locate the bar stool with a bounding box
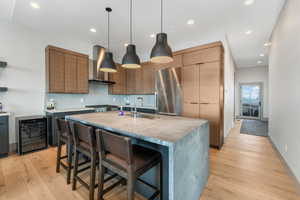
[56,118,73,184]
[72,122,98,200]
[96,129,163,200]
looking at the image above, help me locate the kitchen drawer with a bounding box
[183,47,222,66]
[0,116,9,157]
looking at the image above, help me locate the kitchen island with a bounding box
[67,111,209,200]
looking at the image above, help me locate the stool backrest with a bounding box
[56,118,72,138]
[73,122,96,152]
[96,129,133,165]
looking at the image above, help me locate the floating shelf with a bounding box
[0,61,7,68]
[0,87,8,92]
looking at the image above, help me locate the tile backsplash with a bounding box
[45,82,156,110]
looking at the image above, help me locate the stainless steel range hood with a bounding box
[89,45,115,84]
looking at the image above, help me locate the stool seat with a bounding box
[106,145,161,173]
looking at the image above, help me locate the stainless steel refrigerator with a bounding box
[155,67,182,116]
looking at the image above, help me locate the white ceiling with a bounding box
[0,0,285,68]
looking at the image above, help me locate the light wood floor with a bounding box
[0,121,299,200]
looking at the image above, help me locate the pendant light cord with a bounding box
[161,0,163,33]
[130,0,133,44]
[107,10,110,52]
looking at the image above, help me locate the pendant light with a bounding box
[122,0,141,69]
[150,0,173,64]
[100,7,117,73]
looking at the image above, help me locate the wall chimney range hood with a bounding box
[89,45,116,84]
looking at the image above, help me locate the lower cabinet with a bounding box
[0,116,9,157]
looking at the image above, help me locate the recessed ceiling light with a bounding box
[187,19,195,25]
[259,53,265,57]
[257,60,263,64]
[264,42,272,47]
[30,2,40,9]
[245,30,253,35]
[90,28,97,33]
[244,0,255,6]
[150,33,156,38]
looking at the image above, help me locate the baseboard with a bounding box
[269,137,300,194]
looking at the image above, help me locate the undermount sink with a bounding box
[125,112,157,120]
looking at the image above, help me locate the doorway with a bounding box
[239,83,263,120]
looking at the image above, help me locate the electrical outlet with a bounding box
[285,144,288,153]
[113,98,116,102]
[80,98,84,103]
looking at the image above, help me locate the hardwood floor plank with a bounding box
[0,120,299,200]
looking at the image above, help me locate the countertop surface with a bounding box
[45,108,95,114]
[0,112,10,117]
[67,111,207,146]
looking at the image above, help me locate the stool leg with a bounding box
[89,154,96,200]
[56,139,62,173]
[127,170,135,200]
[66,141,72,184]
[97,165,104,200]
[72,149,79,191]
[160,160,163,200]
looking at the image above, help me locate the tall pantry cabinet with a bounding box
[180,42,224,149]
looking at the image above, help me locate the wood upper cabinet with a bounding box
[142,62,155,94]
[77,56,89,93]
[183,46,222,66]
[46,45,89,94]
[109,65,126,95]
[64,54,77,93]
[48,49,65,93]
[126,69,137,94]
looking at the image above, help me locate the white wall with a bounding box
[0,20,104,144]
[268,0,300,183]
[235,66,269,119]
[223,38,236,138]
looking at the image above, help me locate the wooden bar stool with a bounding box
[72,122,98,200]
[56,118,73,184]
[96,129,163,200]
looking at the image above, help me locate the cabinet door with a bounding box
[0,117,9,155]
[135,68,143,94]
[142,63,155,94]
[182,103,199,118]
[181,64,200,104]
[49,50,65,93]
[126,69,136,94]
[199,103,220,147]
[109,65,126,94]
[77,56,89,93]
[183,47,222,66]
[64,54,78,93]
[199,62,220,103]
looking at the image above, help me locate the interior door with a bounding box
[239,83,262,120]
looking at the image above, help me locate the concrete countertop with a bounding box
[0,112,10,117]
[45,107,95,114]
[66,111,208,146]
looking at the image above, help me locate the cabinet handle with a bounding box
[200,103,210,104]
[190,102,199,105]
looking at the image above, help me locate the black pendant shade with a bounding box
[150,0,173,64]
[100,7,117,73]
[122,44,141,69]
[100,52,117,73]
[122,0,141,69]
[150,33,173,63]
